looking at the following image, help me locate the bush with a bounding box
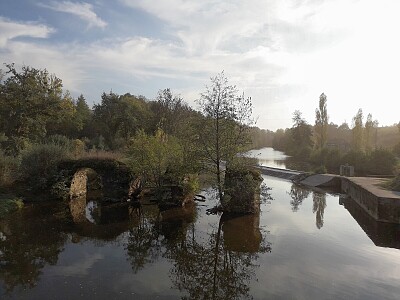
[0,194,23,218]
[313,165,327,174]
[222,163,263,214]
[366,148,397,175]
[0,149,20,187]
[310,148,341,173]
[19,143,70,190]
[341,150,368,175]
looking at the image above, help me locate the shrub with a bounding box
[310,148,342,173]
[366,148,397,175]
[0,194,23,219]
[313,165,327,174]
[222,163,263,214]
[19,143,70,190]
[341,150,368,175]
[182,174,200,196]
[0,149,20,187]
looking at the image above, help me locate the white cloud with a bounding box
[0,17,54,47]
[42,1,107,28]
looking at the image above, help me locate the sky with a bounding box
[0,0,399,131]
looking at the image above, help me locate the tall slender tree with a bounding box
[352,109,364,151]
[364,113,378,151]
[314,93,328,149]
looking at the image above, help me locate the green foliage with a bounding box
[19,143,70,190]
[125,129,183,187]
[93,92,152,149]
[366,148,397,175]
[313,165,327,174]
[0,194,23,219]
[0,149,20,187]
[289,111,313,158]
[0,64,68,154]
[393,142,400,158]
[182,174,200,196]
[341,150,368,175]
[71,139,85,158]
[309,148,341,172]
[222,162,263,213]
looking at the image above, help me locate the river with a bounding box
[1,148,399,299]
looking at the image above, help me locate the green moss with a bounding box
[0,194,24,219]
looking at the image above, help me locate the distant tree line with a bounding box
[270,93,400,175]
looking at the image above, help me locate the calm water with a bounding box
[1,148,400,299]
[245,148,288,168]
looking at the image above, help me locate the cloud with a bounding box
[0,17,54,47]
[42,1,107,28]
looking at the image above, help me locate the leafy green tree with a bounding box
[0,64,66,154]
[314,93,328,149]
[152,88,190,136]
[290,110,313,158]
[126,129,183,188]
[93,92,152,149]
[196,72,254,202]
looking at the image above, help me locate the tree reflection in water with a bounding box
[125,204,163,273]
[312,192,327,229]
[124,202,272,300]
[0,203,68,293]
[166,213,271,300]
[288,184,311,212]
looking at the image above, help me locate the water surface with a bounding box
[1,148,399,299]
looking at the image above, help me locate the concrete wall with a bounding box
[341,177,400,224]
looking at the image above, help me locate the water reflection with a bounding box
[125,204,161,273]
[123,201,271,300]
[288,184,310,212]
[167,215,271,300]
[0,203,67,293]
[312,192,327,229]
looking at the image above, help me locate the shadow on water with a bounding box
[340,195,400,249]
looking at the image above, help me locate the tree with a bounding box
[314,93,328,149]
[352,108,364,151]
[126,129,183,188]
[0,63,65,153]
[152,88,190,136]
[196,71,254,202]
[364,113,378,151]
[93,92,152,149]
[290,110,313,158]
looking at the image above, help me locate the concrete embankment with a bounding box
[257,166,302,180]
[258,166,400,224]
[341,177,400,224]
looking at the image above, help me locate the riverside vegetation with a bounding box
[0,64,399,219]
[0,64,267,217]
